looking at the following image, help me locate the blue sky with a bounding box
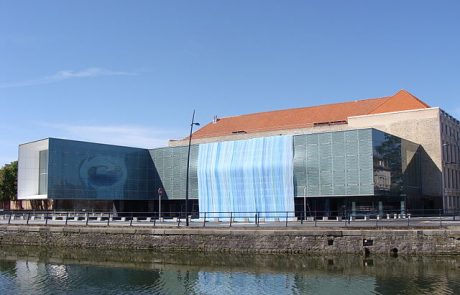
[1,0,459,166]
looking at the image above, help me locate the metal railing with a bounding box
[0,208,459,228]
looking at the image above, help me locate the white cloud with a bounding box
[44,123,175,149]
[0,67,135,88]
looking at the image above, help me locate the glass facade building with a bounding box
[18,138,157,201]
[292,129,420,198]
[48,139,157,200]
[18,128,421,213]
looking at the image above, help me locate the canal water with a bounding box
[0,246,459,295]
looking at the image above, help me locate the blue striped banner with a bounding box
[197,136,294,220]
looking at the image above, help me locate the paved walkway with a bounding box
[1,214,459,229]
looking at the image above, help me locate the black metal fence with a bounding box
[0,209,459,228]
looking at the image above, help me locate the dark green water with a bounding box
[0,246,459,295]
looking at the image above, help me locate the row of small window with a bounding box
[445,168,460,189]
[446,196,460,210]
[443,142,460,165]
[441,121,460,140]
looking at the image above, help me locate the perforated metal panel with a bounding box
[293,135,306,197]
[332,132,346,195]
[293,129,374,197]
[149,145,198,200]
[306,134,319,196]
[358,129,374,194]
[150,128,407,200]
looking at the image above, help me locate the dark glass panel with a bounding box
[372,130,403,196]
[47,139,156,200]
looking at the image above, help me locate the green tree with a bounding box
[0,161,18,202]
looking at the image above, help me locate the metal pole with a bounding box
[186,110,199,227]
[159,192,161,221]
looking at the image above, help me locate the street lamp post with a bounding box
[158,187,163,220]
[185,110,200,226]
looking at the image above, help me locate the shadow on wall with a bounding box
[2,200,53,210]
[53,200,113,211]
[405,146,442,210]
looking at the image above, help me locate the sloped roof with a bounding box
[190,90,430,139]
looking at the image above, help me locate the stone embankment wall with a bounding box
[0,226,459,255]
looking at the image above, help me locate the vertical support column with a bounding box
[351,201,356,217]
[303,186,307,221]
[112,201,117,217]
[400,200,406,216]
[324,198,330,217]
[378,201,383,217]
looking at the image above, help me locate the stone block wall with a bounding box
[0,226,459,255]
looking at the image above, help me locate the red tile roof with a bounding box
[190,90,430,139]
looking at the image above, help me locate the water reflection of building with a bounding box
[17,90,460,214]
[13,260,51,294]
[294,275,378,294]
[5,259,190,294]
[197,271,297,294]
[374,154,392,192]
[1,253,459,294]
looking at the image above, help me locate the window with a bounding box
[454,146,457,164]
[458,170,460,189]
[442,142,448,163]
[456,170,459,189]
[447,145,450,163]
[451,169,455,189]
[38,150,48,195]
[447,168,450,189]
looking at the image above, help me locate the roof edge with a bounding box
[348,106,440,120]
